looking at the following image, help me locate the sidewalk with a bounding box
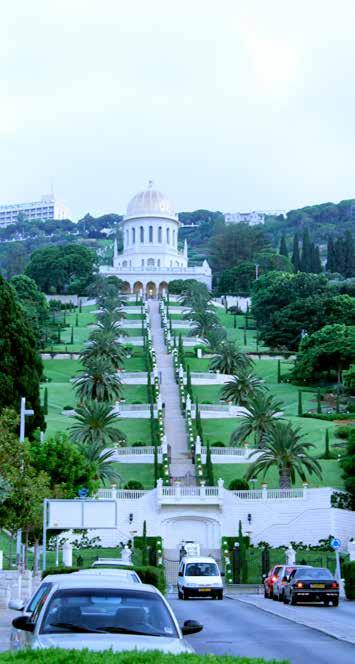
[228,593,355,645]
[0,609,12,652]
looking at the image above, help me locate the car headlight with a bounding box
[211,583,222,587]
[185,582,199,587]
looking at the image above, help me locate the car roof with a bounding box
[42,575,157,593]
[75,569,138,575]
[181,556,217,564]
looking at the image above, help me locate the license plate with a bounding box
[310,584,325,588]
[199,588,211,592]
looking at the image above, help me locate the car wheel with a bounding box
[272,592,278,601]
[290,594,297,606]
[283,594,290,604]
[278,591,284,602]
[182,589,188,601]
[178,588,183,599]
[332,599,339,607]
[324,600,329,607]
[218,592,223,600]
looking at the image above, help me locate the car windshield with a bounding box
[40,588,178,637]
[185,563,219,576]
[295,568,333,579]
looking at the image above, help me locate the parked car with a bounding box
[177,556,224,600]
[263,565,283,599]
[10,576,203,653]
[92,558,132,569]
[75,569,142,583]
[283,567,339,606]
[272,565,311,602]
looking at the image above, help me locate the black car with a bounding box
[283,567,339,606]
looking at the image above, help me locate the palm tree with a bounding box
[70,401,126,448]
[80,331,126,370]
[179,282,211,309]
[72,357,123,402]
[96,308,126,329]
[230,392,284,447]
[77,441,122,486]
[187,310,219,339]
[221,370,264,407]
[245,421,322,489]
[209,341,253,375]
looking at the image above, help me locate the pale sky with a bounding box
[1,0,355,219]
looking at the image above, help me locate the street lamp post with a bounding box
[17,397,34,568]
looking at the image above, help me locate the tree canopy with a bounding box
[10,274,48,344]
[26,243,97,294]
[0,274,44,435]
[292,324,355,384]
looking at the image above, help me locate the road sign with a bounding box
[78,487,88,499]
[331,538,341,550]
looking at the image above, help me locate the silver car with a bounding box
[272,565,312,602]
[75,569,142,583]
[10,576,203,653]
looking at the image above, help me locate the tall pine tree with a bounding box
[291,233,301,272]
[279,235,288,257]
[326,237,336,273]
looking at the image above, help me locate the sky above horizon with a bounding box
[1,0,355,220]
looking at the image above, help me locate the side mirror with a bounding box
[8,599,25,612]
[262,574,267,580]
[178,571,183,577]
[181,620,203,636]
[12,616,35,633]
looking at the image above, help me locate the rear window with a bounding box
[295,568,333,579]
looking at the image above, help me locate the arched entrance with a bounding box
[133,281,143,296]
[121,281,131,294]
[161,515,221,551]
[146,281,157,299]
[159,281,169,297]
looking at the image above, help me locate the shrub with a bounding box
[343,560,355,599]
[335,426,352,439]
[134,565,166,595]
[132,441,145,447]
[229,479,249,491]
[302,412,355,421]
[212,441,225,447]
[62,405,73,411]
[124,480,144,490]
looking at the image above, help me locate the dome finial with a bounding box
[148,179,153,189]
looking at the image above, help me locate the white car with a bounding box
[75,569,142,583]
[10,576,203,653]
[177,556,224,600]
[92,558,132,569]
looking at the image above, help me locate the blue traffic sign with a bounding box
[331,538,341,550]
[78,488,88,498]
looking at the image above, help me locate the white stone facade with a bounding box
[100,184,212,294]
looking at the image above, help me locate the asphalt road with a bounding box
[169,595,355,664]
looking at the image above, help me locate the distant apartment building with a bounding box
[0,194,69,227]
[224,211,265,226]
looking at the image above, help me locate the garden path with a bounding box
[149,300,194,482]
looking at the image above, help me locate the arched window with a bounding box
[167,227,170,244]
[132,227,136,243]
[122,260,127,268]
[147,258,155,266]
[140,226,144,243]
[158,226,162,243]
[157,259,161,267]
[141,259,145,266]
[149,225,153,243]
[173,229,176,246]
[125,230,129,246]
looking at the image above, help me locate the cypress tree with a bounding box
[279,234,288,257]
[149,402,155,443]
[43,387,48,416]
[316,388,322,414]
[301,228,312,272]
[298,390,303,416]
[154,441,159,485]
[243,328,247,346]
[57,326,61,343]
[79,299,82,313]
[238,520,248,584]
[277,359,281,384]
[334,237,346,276]
[205,442,214,486]
[195,398,203,441]
[75,312,79,327]
[344,230,355,278]
[142,520,147,565]
[326,237,336,273]
[291,233,301,272]
[313,245,322,273]
[324,429,331,460]
[178,333,185,370]
[147,372,153,404]
[186,364,193,399]
[70,326,74,344]
[336,386,340,414]
[233,315,237,329]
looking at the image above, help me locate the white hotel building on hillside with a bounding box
[100,183,212,296]
[0,194,69,227]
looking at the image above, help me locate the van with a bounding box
[177,556,224,600]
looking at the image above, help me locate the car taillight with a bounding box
[272,576,277,582]
[296,582,304,588]
[331,582,338,589]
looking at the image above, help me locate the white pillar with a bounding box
[0,551,3,570]
[348,541,355,562]
[195,435,202,455]
[156,478,163,500]
[286,545,296,565]
[62,542,73,567]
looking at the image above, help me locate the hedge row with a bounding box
[343,560,355,599]
[0,650,289,663]
[301,413,355,421]
[42,564,166,595]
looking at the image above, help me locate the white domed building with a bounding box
[100,183,212,297]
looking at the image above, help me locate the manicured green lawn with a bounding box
[185,357,211,371]
[122,328,143,336]
[216,311,268,353]
[214,459,344,490]
[112,463,155,489]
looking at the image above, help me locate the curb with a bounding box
[226,594,355,646]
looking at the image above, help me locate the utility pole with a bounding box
[17,398,34,568]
